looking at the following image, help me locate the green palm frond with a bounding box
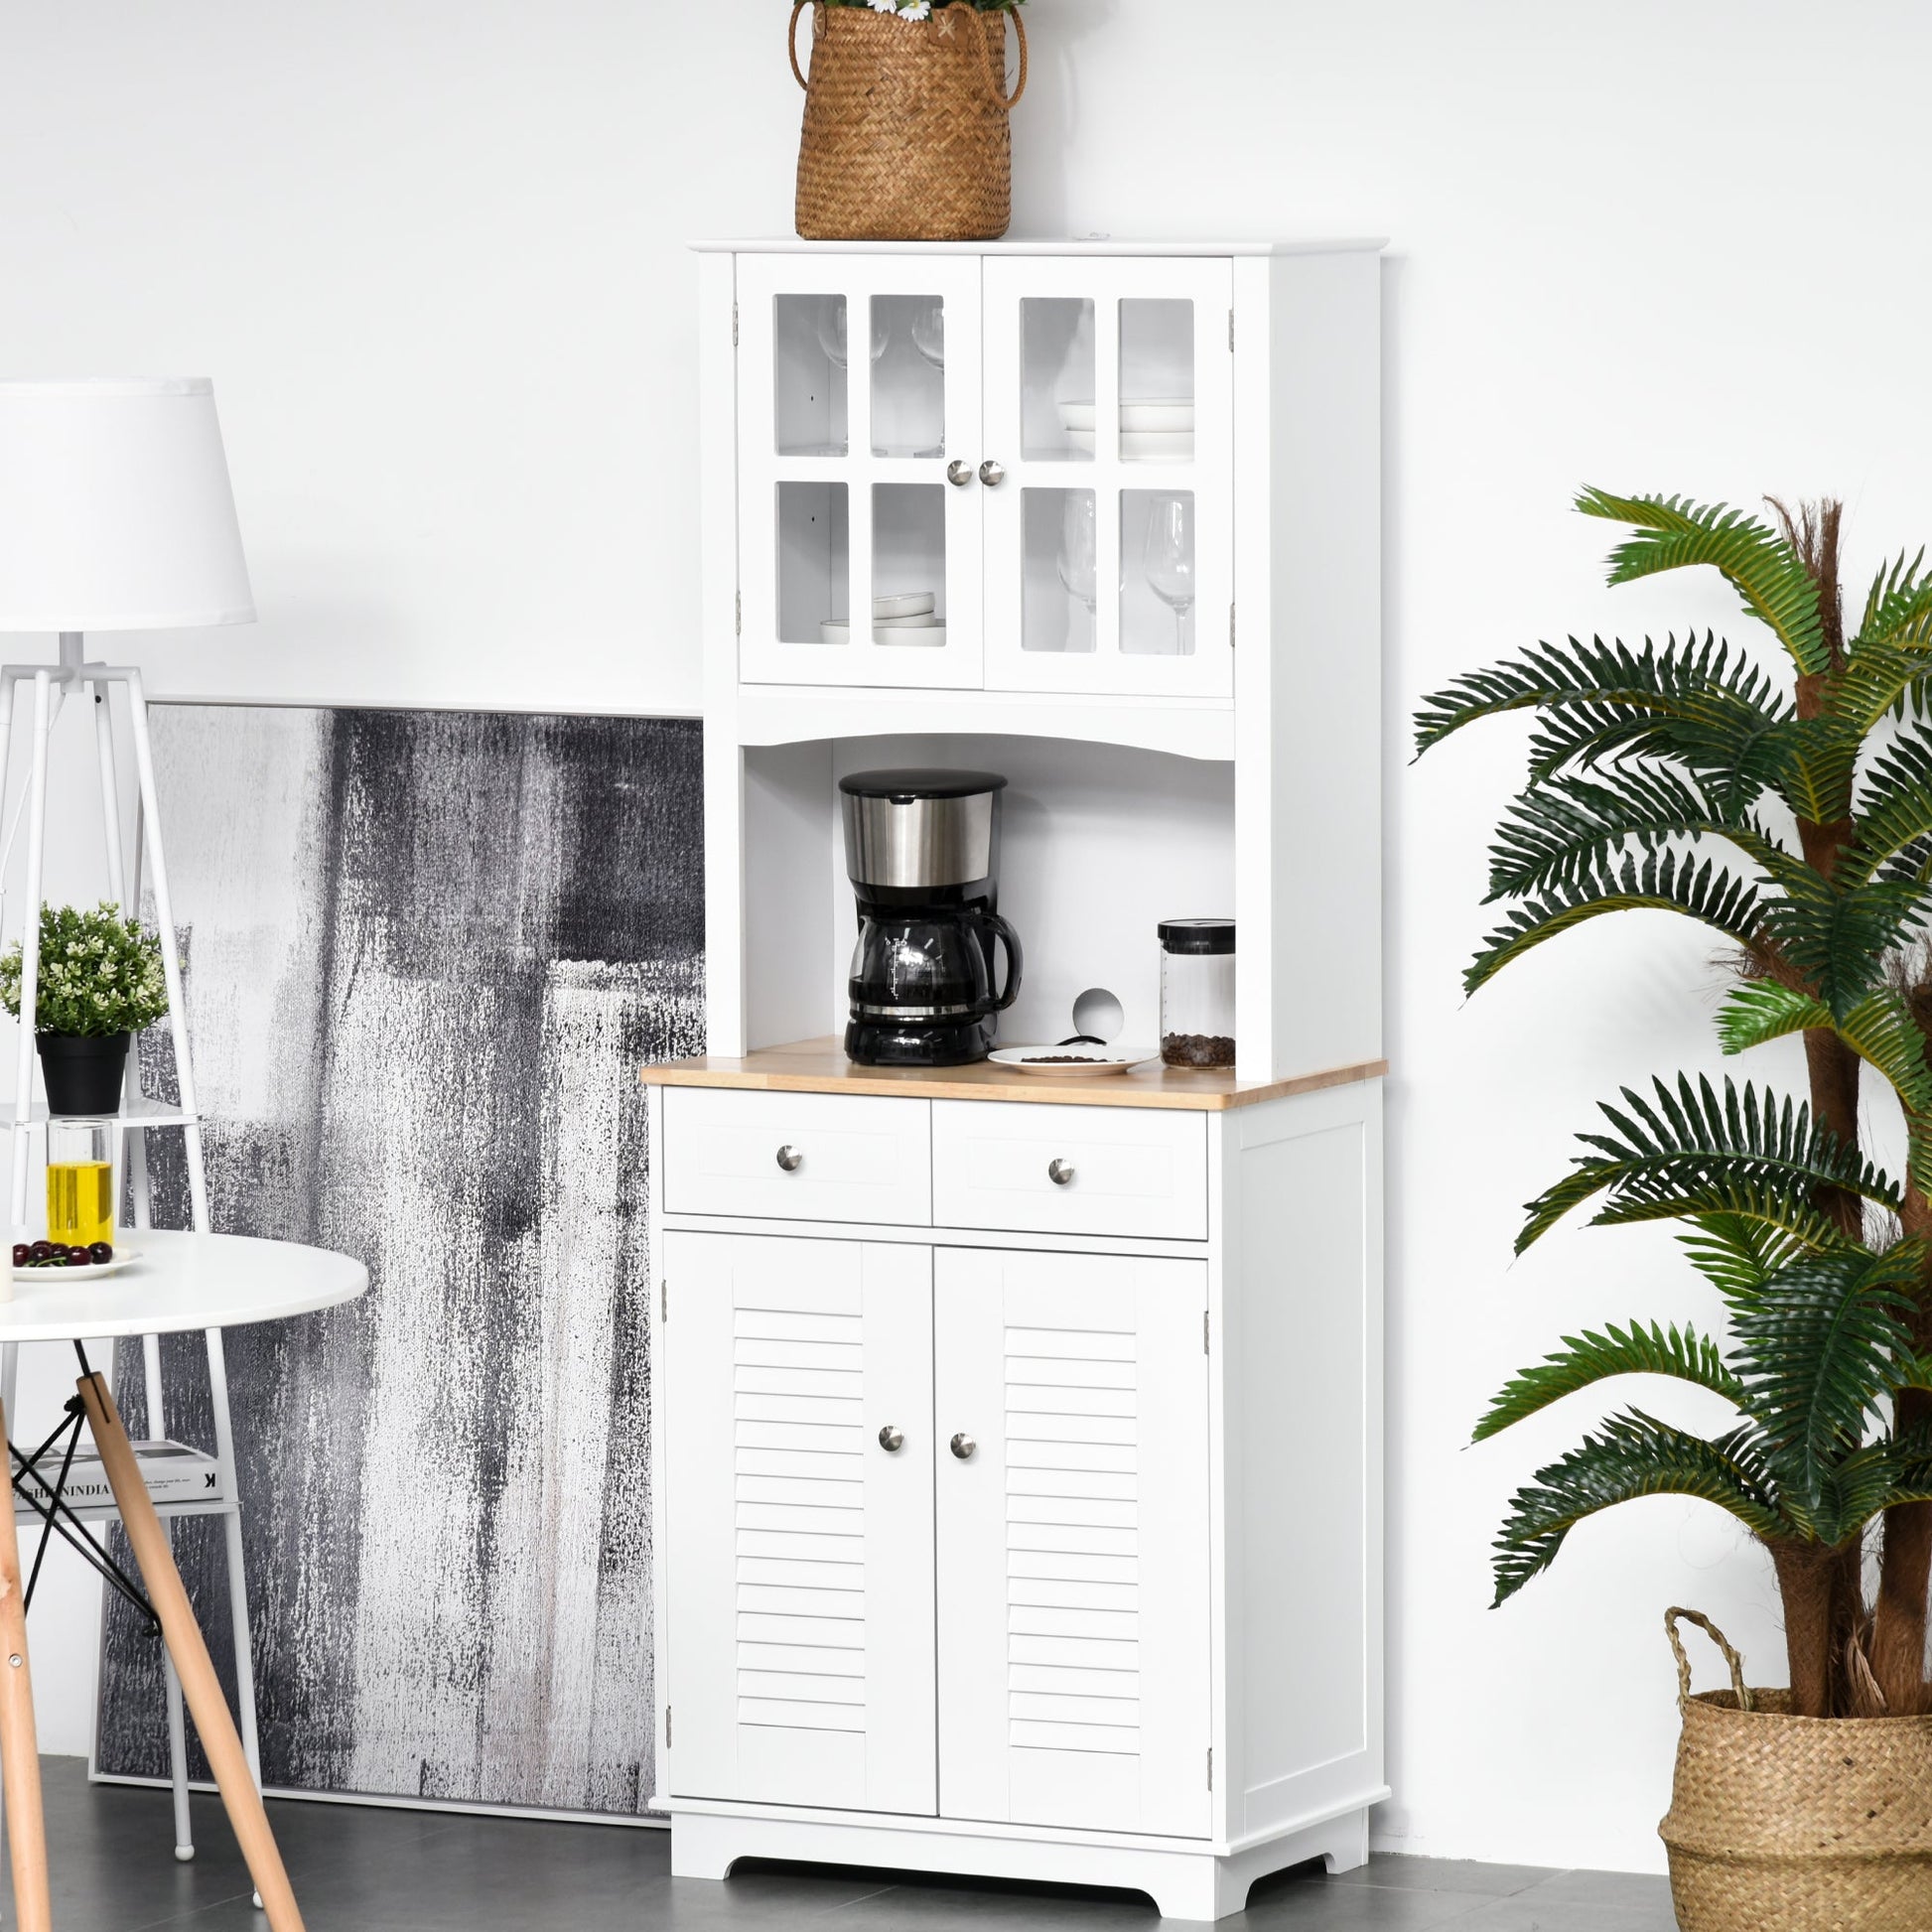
[1752,717,1862,828]
[1831,646,1932,735]
[1472,1322,1742,1442]
[1756,871,1929,1016]
[1484,765,1784,901]
[1467,849,1763,994]
[1859,548,1932,647]
[1828,552,1932,729]
[1492,1412,1779,1604]
[1845,728,1932,884]
[1729,1247,1921,1514]
[1414,632,1787,762]
[1715,981,1932,1183]
[1679,1213,1814,1299]
[1519,1073,1901,1254]
[1792,1441,1908,1546]
[1577,489,1829,678]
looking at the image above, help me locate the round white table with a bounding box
[0,1228,365,1341]
[0,1230,366,1932]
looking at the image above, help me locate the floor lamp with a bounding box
[0,378,263,1867]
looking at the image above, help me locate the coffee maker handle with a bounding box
[978,911,1023,1014]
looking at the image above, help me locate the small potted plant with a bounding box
[0,902,169,1116]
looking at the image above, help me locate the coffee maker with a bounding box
[840,767,1023,1066]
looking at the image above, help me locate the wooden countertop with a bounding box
[641,1037,1387,1112]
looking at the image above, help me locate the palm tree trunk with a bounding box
[1873,1179,1932,1713]
[1872,1484,1930,1715]
[1771,1538,1845,1719]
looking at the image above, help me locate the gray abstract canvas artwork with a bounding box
[94,705,703,1815]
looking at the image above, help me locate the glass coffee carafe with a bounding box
[848,908,1021,1067]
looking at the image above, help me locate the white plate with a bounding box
[12,1243,143,1282]
[821,621,948,647]
[988,1045,1153,1077]
[1057,399,1194,434]
[873,610,940,628]
[1065,428,1195,460]
[874,592,935,619]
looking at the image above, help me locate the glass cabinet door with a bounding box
[737,255,984,689]
[979,259,1233,699]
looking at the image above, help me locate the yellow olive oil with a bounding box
[47,1162,113,1249]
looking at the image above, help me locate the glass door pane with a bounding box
[1117,302,1194,465]
[773,295,849,457]
[1020,298,1094,463]
[982,258,1232,701]
[738,256,983,690]
[870,295,945,458]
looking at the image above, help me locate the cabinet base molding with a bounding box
[663,1800,1377,1923]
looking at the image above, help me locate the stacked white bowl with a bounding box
[820,592,945,646]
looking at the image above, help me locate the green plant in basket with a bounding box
[1418,490,1932,1724]
[0,901,168,1036]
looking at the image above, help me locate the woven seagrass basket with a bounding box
[788,0,1027,241]
[1660,1608,1932,1931]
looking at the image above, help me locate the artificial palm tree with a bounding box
[1417,489,1932,1720]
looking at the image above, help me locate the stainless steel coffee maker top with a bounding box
[839,768,1007,891]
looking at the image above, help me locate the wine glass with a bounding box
[905,298,945,456]
[814,297,890,370]
[909,298,944,369]
[1055,492,1098,653]
[1142,494,1194,655]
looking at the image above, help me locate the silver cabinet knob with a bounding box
[775,1145,802,1173]
[946,459,973,486]
[950,1432,976,1460]
[1047,1158,1075,1186]
[978,459,1006,487]
[878,1425,904,1452]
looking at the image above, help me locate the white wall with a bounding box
[5,0,1931,1869]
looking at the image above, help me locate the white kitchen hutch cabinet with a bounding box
[652,237,1385,1921]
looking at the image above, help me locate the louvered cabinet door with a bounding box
[934,1248,1211,1837]
[663,1231,936,1813]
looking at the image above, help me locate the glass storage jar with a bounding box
[1159,918,1235,1068]
[46,1117,115,1250]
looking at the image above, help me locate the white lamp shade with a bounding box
[0,377,254,632]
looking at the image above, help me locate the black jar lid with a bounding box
[1158,917,1235,956]
[839,768,1009,801]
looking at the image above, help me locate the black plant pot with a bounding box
[37,1033,129,1117]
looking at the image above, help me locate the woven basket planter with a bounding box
[789,0,1027,241]
[1660,1608,1932,1931]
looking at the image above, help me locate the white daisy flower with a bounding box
[899,2,930,16]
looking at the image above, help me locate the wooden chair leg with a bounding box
[0,1401,52,1932]
[76,1371,305,1932]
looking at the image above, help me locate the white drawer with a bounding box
[663,1088,931,1225]
[931,1101,1207,1240]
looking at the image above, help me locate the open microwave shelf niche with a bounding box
[738,732,1236,1072]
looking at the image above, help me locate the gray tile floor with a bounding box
[30,1756,1677,1930]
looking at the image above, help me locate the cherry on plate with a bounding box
[88,1243,112,1264]
[10,1245,26,1268]
[29,1241,51,1261]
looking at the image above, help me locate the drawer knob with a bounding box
[950,1432,976,1460]
[878,1424,904,1452]
[775,1144,803,1173]
[946,459,973,487]
[1047,1158,1075,1186]
[978,459,1006,487]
